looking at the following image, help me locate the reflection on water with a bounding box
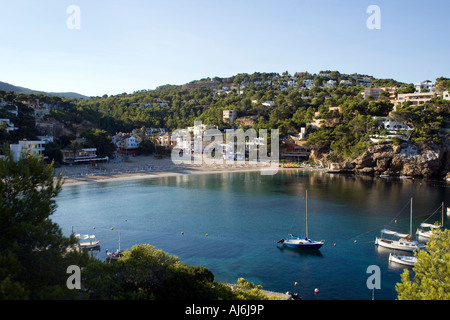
[53,169,448,300]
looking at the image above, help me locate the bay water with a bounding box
[52,169,449,300]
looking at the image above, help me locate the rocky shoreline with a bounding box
[312,140,450,179]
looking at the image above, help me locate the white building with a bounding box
[187,122,218,137]
[302,79,314,88]
[112,133,141,156]
[339,80,352,85]
[442,90,450,100]
[10,140,46,162]
[324,80,337,88]
[414,81,435,93]
[0,119,18,132]
[0,99,19,117]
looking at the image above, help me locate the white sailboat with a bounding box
[277,190,325,250]
[375,198,425,252]
[416,202,445,239]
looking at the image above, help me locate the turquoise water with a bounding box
[52,170,449,300]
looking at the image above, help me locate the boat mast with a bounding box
[410,198,413,236]
[305,190,308,239]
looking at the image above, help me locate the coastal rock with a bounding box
[352,142,446,178]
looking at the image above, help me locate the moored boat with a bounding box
[76,234,100,249]
[375,230,425,252]
[278,190,324,250]
[389,253,417,266]
[106,229,123,262]
[416,202,445,239]
[375,198,425,252]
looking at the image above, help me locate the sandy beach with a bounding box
[54,155,312,187]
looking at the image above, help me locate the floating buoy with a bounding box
[354,240,357,244]
[205,233,208,237]
[181,232,184,235]
[314,288,319,295]
[110,227,114,230]
[395,220,397,223]
[334,243,336,247]
[294,282,298,286]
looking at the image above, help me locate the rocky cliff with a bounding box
[313,140,450,179]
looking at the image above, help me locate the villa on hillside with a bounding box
[0,119,18,132]
[394,92,436,110]
[363,87,400,104]
[369,116,414,143]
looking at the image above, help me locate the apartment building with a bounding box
[394,92,436,110]
[223,110,237,123]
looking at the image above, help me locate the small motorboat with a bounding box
[389,253,417,266]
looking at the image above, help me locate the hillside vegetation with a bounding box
[1,71,449,173]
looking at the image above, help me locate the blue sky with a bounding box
[1,0,449,97]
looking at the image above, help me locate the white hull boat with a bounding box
[389,253,417,266]
[76,234,100,249]
[416,202,446,239]
[375,198,425,252]
[375,233,424,252]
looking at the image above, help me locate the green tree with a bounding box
[0,153,88,299]
[82,244,226,300]
[396,228,450,300]
[43,141,62,164]
[81,129,116,157]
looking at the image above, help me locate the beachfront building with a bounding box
[442,90,450,100]
[281,137,311,162]
[156,132,173,147]
[113,132,141,156]
[60,148,108,165]
[10,140,46,162]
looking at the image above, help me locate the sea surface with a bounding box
[52,169,449,300]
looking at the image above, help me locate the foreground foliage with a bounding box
[0,153,89,299]
[82,244,280,300]
[0,154,278,300]
[396,229,450,300]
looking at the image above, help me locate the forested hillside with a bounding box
[1,71,449,166]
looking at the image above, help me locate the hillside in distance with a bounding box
[0,81,89,99]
